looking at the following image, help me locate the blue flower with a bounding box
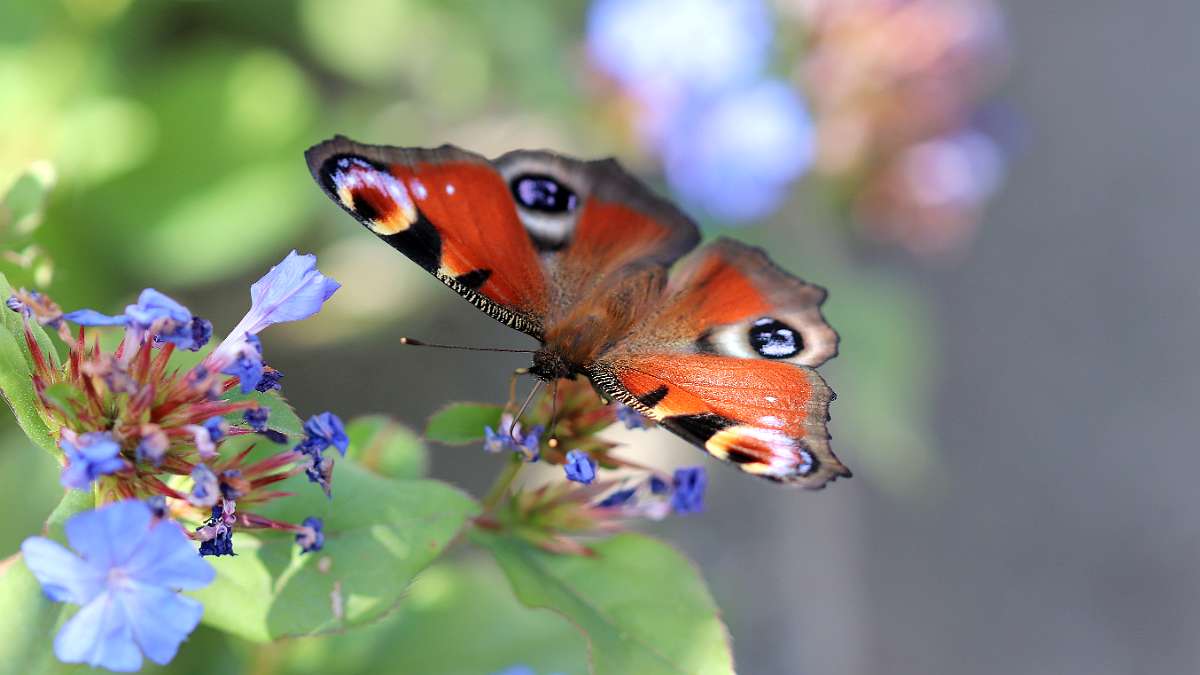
[5,294,26,314]
[255,366,284,392]
[202,416,227,444]
[181,316,213,352]
[60,308,127,327]
[64,289,211,351]
[243,406,269,432]
[302,412,349,456]
[662,80,815,222]
[60,433,124,490]
[615,404,651,429]
[597,486,637,507]
[222,250,340,340]
[671,467,707,514]
[483,414,541,461]
[563,450,597,484]
[145,495,168,519]
[220,334,264,394]
[302,449,336,499]
[20,500,214,672]
[188,464,219,508]
[296,517,324,554]
[197,504,234,558]
[518,425,542,462]
[648,475,670,495]
[135,427,168,465]
[483,425,510,454]
[587,0,770,99]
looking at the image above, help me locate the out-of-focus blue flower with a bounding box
[517,425,542,462]
[135,427,169,465]
[243,406,270,432]
[483,414,541,461]
[60,433,124,490]
[648,475,670,495]
[302,412,349,456]
[20,500,213,672]
[220,334,264,394]
[202,417,227,444]
[145,495,167,519]
[564,450,597,484]
[662,80,816,222]
[615,404,651,430]
[588,0,770,99]
[255,366,284,392]
[597,486,637,507]
[188,464,219,508]
[296,517,324,554]
[671,467,707,514]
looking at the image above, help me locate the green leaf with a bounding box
[424,402,503,445]
[0,488,95,673]
[0,554,66,674]
[252,556,588,675]
[345,415,427,479]
[476,532,735,675]
[0,272,58,455]
[45,489,94,543]
[192,460,478,643]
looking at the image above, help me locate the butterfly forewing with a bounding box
[305,137,550,337]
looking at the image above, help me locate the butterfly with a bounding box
[305,136,850,488]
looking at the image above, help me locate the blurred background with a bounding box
[0,0,1194,673]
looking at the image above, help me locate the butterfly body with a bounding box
[306,136,850,488]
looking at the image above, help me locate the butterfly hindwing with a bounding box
[588,238,846,487]
[589,354,847,487]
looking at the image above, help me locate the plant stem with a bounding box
[482,454,523,512]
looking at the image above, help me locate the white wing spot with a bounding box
[410,179,428,200]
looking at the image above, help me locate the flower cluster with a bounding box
[796,0,1010,256]
[587,0,814,222]
[587,0,1010,254]
[478,379,707,555]
[8,250,343,671]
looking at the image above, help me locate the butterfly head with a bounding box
[529,347,574,382]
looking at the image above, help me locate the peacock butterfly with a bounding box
[304,136,849,488]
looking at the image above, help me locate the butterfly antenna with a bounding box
[399,337,536,354]
[510,380,544,443]
[547,380,561,449]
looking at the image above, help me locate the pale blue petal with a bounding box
[123,520,214,590]
[20,537,105,604]
[244,250,340,333]
[54,593,142,672]
[124,289,191,329]
[61,309,128,327]
[65,500,152,569]
[117,583,204,665]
